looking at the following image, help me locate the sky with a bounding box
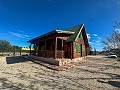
[0,0,120,51]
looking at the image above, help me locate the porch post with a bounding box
[61,39,63,59]
[37,42,39,56]
[45,40,46,58]
[55,37,57,59]
[71,42,73,60]
[33,44,35,55]
[29,44,32,55]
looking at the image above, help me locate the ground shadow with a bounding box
[97,80,120,88]
[0,78,26,89]
[102,57,117,59]
[6,56,30,64]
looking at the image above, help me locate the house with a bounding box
[28,24,89,66]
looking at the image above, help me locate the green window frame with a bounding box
[76,43,80,53]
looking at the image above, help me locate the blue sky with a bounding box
[0,0,120,51]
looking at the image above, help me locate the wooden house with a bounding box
[28,24,89,65]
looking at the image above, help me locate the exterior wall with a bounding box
[31,33,87,59]
[73,38,86,58]
[33,34,71,59]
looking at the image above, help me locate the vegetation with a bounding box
[0,40,23,55]
[101,20,120,56]
[0,40,13,55]
[87,44,93,55]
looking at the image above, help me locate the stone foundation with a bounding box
[27,55,86,66]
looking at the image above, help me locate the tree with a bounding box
[101,20,120,56]
[87,44,93,55]
[94,48,96,55]
[0,40,12,55]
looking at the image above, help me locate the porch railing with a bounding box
[38,50,64,58]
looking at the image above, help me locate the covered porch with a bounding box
[30,37,73,59]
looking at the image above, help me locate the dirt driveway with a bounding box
[0,55,120,90]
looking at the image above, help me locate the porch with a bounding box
[38,50,65,59]
[30,37,73,59]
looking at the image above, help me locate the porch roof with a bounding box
[28,30,74,42]
[28,24,89,47]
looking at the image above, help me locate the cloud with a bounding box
[9,32,30,39]
[115,29,120,33]
[97,37,102,40]
[117,1,120,5]
[17,30,24,33]
[93,34,98,37]
[23,34,30,38]
[96,40,100,43]
[89,42,94,44]
[87,34,91,40]
[96,43,101,46]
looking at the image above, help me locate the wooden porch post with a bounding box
[71,42,73,60]
[61,39,63,59]
[45,40,46,58]
[37,42,39,56]
[13,46,16,56]
[55,37,57,59]
[20,47,22,55]
[29,44,32,55]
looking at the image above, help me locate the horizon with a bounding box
[0,0,120,51]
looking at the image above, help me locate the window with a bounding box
[79,33,83,39]
[76,43,80,53]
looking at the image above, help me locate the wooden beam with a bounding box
[55,37,57,59]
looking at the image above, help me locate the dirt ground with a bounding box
[0,55,120,90]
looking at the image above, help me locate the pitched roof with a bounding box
[28,24,89,47]
[28,30,74,42]
[65,24,84,42]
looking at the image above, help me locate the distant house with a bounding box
[28,24,89,65]
[22,47,34,51]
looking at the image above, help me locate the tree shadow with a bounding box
[97,80,120,88]
[0,78,26,89]
[6,56,30,64]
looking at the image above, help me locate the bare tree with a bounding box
[101,20,120,56]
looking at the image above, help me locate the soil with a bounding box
[0,55,120,90]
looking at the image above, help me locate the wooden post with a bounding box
[61,39,63,59]
[71,43,72,60]
[33,44,35,55]
[13,46,16,56]
[29,44,32,55]
[37,43,39,56]
[86,47,87,56]
[45,40,46,58]
[55,37,57,59]
[20,47,22,55]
